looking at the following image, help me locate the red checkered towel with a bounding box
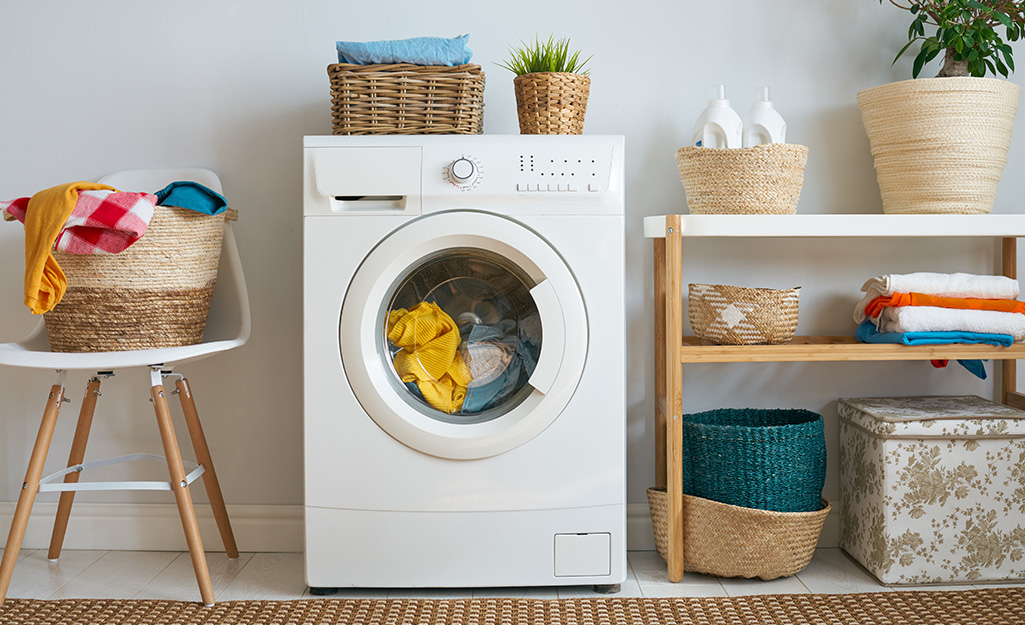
[1,190,156,254]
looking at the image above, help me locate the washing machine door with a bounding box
[340,210,586,460]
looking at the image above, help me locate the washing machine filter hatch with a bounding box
[383,248,542,424]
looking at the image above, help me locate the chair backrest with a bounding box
[97,168,251,347]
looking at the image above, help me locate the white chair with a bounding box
[0,169,250,607]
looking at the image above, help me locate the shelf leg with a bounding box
[654,236,667,490]
[664,215,685,583]
[1002,237,1017,406]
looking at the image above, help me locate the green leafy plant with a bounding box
[497,35,591,76]
[882,0,1025,78]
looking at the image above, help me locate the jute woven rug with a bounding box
[1,588,1023,625]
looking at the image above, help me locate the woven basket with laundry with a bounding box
[44,206,236,353]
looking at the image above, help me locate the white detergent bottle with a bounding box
[743,86,787,147]
[691,84,743,149]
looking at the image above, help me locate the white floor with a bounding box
[3,548,1023,603]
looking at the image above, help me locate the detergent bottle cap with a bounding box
[707,84,730,107]
[751,86,775,109]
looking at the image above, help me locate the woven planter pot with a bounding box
[328,63,485,135]
[675,144,808,214]
[858,77,1020,215]
[646,487,831,580]
[44,206,227,352]
[688,283,800,345]
[513,72,590,135]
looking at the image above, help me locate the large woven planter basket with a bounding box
[44,206,227,352]
[646,487,831,580]
[675,144,808,214]
[513,72,590,135]
[689,283,800,346]
[328,63,485,135]
[858,77,1020,214]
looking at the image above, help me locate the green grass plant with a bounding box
[497,35,591,76]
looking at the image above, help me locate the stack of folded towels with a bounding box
[854,272,1025,378]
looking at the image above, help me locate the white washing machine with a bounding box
[303,135,625,590]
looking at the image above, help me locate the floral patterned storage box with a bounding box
[838,395,1025,585]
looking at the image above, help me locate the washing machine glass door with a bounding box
[340,211,586,459]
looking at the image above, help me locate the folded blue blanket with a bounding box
[336,34,472,66]
[855,320,1014,347]
[154,181,228,216]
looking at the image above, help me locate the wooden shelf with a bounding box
[643,214,1025,239]
[679,336,1025,363]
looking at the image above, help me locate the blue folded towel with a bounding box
[855,320,1014,347]
[854,320,1012,380]
[154,181,228,216]
[336,34,472,66]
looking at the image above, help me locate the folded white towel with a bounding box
[854,272,1021,324]
[876,306,1025,341]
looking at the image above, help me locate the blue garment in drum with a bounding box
[461,322,538,413]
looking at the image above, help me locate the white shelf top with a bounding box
[643,214,1025,238]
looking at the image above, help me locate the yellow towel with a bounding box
[388,302,473,414]
[22,181,115,314]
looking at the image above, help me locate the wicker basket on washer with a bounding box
[689,283,800,345]
[675,144,808,214]
[646,487,830,580]
[44,206,232,352]
[512,72,590,135]
[328,63,485,135]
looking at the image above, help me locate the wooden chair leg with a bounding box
[47,377,103,562]
[0,379,67,607]
[151,377,215,606]
[175,377,239,559]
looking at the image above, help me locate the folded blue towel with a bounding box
[855,320,1014,347]
[154,181,228,216]
[854,320,1012,380]
[336,34,472,66]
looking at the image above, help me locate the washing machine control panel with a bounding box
[446,155,483,190]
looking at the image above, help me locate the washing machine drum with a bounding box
[340,211,587,460]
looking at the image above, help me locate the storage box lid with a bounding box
[837,395,1025,439]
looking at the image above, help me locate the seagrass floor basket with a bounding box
[44,206,231,352]
[646,487,831,580]
[328,63,485,135]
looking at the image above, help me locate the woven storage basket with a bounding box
[646,487,831,579]
[689,283,800,345]
[513,72,590,135]
[675,144,808,214]
[328,63,485,135]
[44,206,229,352]
[681,408,826,513]
[858,77,1020,215]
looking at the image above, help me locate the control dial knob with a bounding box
[447,156,482,189]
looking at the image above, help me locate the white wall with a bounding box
[1,1,1023,547]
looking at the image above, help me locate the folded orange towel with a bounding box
[865,292,1025,319]
[22,182,115,314]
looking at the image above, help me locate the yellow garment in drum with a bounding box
[387,302,473,414]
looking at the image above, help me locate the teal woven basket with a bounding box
[681,408,826,513]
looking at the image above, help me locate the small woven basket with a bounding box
[646,488,831,580]
[675,144,808,214]
[857,77,1020,215]
[328,63,485,135]
[689,283,800,346]
[681,408,826,513]
[44,206,231,352]
[513,72,590,135]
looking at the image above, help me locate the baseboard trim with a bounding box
[1,501,839,553]
[0,502,303,553]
